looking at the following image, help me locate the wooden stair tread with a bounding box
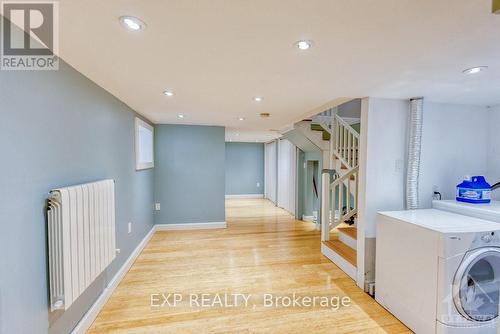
[310,124,324,130]
[310,124,331,141]
[323,239,357,266]
[337,226,357,240]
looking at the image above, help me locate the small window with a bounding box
[135,117,154,170]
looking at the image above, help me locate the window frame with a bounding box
[134,117,155,170]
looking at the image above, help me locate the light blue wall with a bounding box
[154,125,225,224]
[296,151,322,219]
[0,62,155,333]
[225,142,264,195]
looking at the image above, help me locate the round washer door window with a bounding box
[453,247,500,322]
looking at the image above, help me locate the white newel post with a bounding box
[321,172,330,241]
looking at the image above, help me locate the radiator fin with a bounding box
[47,179,116,311]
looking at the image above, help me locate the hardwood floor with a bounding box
[88,199,410,333]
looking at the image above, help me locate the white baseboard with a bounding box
[155,222,227,230]
[71,226,156,334]
[71,221,226,333]
[225,194,264,199]
[302,215,315,222]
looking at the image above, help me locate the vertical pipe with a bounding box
[406,97,424,210]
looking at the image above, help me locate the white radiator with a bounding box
[47,179,116,311]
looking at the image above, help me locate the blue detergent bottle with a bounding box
[456,176,492,204]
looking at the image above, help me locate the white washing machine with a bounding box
[375,209,500,334]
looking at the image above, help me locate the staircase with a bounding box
[317,112,360,280]
[281,120,329,153]
[283,106,360,280]
[282,119,328,228]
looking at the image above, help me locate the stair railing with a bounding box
[321,110,360,240]
[329,166,358,229]
[333,114,359,170]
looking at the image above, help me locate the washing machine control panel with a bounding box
[475,231,500,246]
[481,233,494,243]
[441,231,500,257]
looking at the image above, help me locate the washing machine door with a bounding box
[453,247,500,322]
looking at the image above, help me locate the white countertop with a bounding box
[433,200,500,222]
[378,209,500,233]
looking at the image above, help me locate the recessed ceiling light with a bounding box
[295,40,313,50]
[163,90,174,97]
[235,133,239,136]
[178,114,184,119]
[238,117,245,121]
[463,66,488,75]
[254,96,263,102]
[119,16,146,31]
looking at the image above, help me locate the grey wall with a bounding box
[357,97,409,284]
[419,102,489,207]
[358,98,409,239]
[0,62,155,333]
[225,142,264,195]
[338,98,361,119]
[359,99,491,238]
[154,125,225,224]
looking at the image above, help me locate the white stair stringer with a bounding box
[294,121,329,151]
[281,121,330,153]
[321,243,356,280]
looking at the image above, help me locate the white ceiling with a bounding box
[58,0,500,133]
[225,128,281,143]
